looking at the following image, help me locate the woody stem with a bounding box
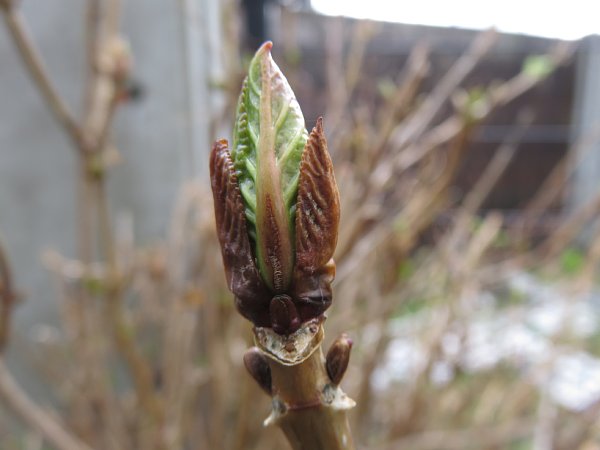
[253,323,355,450]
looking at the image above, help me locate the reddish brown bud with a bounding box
[210,112,340,335]
[326,334,353,385]
[269,294,301,335]
[243,347,272,395]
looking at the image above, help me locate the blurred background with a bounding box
[1,0,600,449]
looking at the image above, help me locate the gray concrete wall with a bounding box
[0,0,219,360]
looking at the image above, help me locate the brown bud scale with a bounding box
[295,117,340,274]
[243,347,272,395]
[326,334,353,385]
[270,294,301,335]
[210,140,271,326]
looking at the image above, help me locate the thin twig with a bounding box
[83,0,125,155]
[325,19,377,149]
[335,44,430,260]
[1,6,83,151]
[338,33,565,271]
[96,175,164,429]
[371,43,430,161]
[337,120,474,283]
[82,0,164,437]
[382,40,574,183]
[0,238,16,352]
[84,0,101,117]
[0,359,94,450]
[444,111,533,250]
[390,28,497,148]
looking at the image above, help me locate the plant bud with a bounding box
[326,334,353,385]
[243,347,272,395]
[269,294,300,335]
[210,42,340,335]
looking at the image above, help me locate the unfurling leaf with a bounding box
[210,42,340,335]
[231,41,308,292]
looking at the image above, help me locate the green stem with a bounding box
[269,348,355,450]
[252,322,355,450]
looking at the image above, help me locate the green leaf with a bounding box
[230,42,308,292]
[82,275,107,296]
[560,247,585,275]
[522,55,555,80]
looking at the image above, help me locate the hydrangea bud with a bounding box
[210,42,340,335]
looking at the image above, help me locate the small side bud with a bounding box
[270,294,301,335]
[326,334,353,386]
[99,36,132,83]
[243,347,272,396]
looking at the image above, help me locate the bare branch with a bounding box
[1,6,83,151]
[0,359,94,450]
[0,238,15,352]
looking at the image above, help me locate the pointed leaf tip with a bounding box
[316,116,324,132]
[259,41,273,53]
